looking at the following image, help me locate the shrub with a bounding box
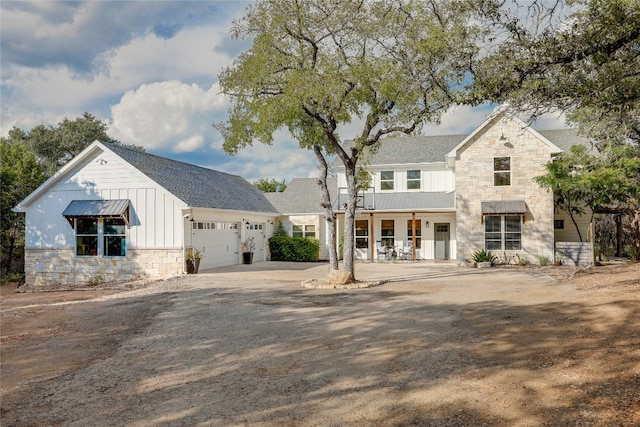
[472,249,497,264]
[535,254,552,266]
[269,222,319,262]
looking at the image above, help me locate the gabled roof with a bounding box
[338,135,465,167]
[105,143,278,213]
[265,177,337,214]
[446,110,563,160]
[16,141,278,214]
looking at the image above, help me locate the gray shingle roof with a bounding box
[340,129,591,166]
[538,129,596,154]
[344,135,466,166]
[106,144,278,213]
[265,177,337,214]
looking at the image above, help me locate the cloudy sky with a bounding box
[1,1,568,183]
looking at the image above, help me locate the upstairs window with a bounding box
[380,171,394,190]
[407,170,421,190]
[494,157,511,186]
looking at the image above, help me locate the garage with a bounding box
[190,221,240,270]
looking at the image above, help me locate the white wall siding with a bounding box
[24,149,187,250]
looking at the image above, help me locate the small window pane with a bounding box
[292,225,303,237]
[494,157,510,171]
[76,218,97,234]
[485,216,501,233]
[76,236,98,256]
[104,236,126,256]
[505,216,521,232]
[104,219,125,234]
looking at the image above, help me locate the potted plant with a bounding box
[186,248,202,274]
[472,248,497,268]
[242,237,255,264]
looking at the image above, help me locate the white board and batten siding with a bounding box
[24,148,187,250]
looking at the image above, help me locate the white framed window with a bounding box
[407,170,421,190]
[355,220,369,249]
[380,171,394,190]
[485,215,522,250]
[381,219,395,248]
[494,157,511,186]
[292,224,315,238]
[75,218,126,257]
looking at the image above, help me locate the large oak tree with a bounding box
[216,0,478,280]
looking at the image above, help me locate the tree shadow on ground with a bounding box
[4,283,639,426]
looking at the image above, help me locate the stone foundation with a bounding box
[25,248,183,288]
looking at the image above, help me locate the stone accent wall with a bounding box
[25,248,183,288]
[455,115,555,263]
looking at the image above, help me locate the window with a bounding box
[381,219,395,248]
[494,157,511,186]
[355,220,369,249]
[104,219,126,256]
[554,219,565,229]
[484,215,522,250]
[407,220,422,249]
[292,224,315,238]
[380,171,394,190]
[407,170,421,190]
[75,218,126,257]
[76,218,98,256]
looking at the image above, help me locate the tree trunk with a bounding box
[313,145,339,271]
[343,161,358,281]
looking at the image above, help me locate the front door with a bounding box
[434,223,450,260]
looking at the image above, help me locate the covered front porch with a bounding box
[336,210,457,262]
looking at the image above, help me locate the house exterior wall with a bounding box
[454,116,556,263]
[22,148,188,287]
[276,214,327,260]
[553,208,593,243]
[25,248,182,288]
[337,165,454,193]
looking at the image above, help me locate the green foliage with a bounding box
[472,249,497,264]
[0,140,47,276]
[535,255,552,266]
[253,178,287,193]
[269,223,319,262]
[474,0,640,144]
[217,0,479,277]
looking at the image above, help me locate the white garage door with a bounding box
[191,221,240,269]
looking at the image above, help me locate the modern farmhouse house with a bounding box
[14,141,279,287]
[16,108,592,288]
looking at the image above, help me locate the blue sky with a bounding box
[0,1,568,183]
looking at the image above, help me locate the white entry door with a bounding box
[434,223,450,260]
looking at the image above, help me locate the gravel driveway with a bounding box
[2,261,639,426]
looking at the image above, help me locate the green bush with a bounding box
[269,222,319,262]
[472,249,497,264]
[535,254,552,266]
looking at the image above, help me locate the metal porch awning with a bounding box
[481,200,527,222]
[62,199,130,228]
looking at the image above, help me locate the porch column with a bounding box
[411,212,417,261]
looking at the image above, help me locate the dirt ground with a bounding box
[1,261,639,426]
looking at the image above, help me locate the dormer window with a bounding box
[494,157,511,186]
[380,171,394,190]
[407,170,421,190]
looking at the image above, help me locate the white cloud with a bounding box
[109,80,227,152]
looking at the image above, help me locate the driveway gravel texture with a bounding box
[1,261,639,426]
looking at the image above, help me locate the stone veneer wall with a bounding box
[25,248,183,288]
[455,116,555,263]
